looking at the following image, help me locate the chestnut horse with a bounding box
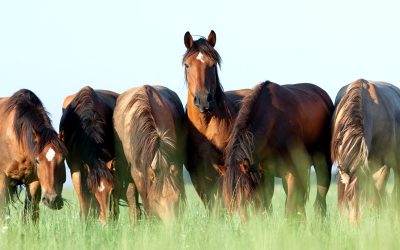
[222,81,333,220]
[183,30,251,210]
[59,86,118,223]
[0,89,67,222]
[332,79,400,223]
[113,85,186,223]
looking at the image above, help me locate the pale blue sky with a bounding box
[1,1,399,183]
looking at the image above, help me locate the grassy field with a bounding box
[1,174,400,250]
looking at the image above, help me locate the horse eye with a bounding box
[184,64,189,69]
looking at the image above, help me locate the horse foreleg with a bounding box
[261,173,274,214]
[313,154,331,218]
[126,182,141,223]
[71,170,90,220]
[284,171,297,219]
[285,170,306,221]
[0,174,10,221]
[371,165,389,210]
[24,181,41,223]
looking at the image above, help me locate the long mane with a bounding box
[6,89,66,160]
[182,38,225,104]
[125,86,180,192]
[60,86,113,190]
[222,82,270,209]
[331,79,369,195]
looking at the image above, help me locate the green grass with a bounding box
[1,176,400,250]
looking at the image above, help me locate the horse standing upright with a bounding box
[0,89,67,222]
[59,86,118,223]
[113,85,186,223]
[183,30,251,210]
[222,81,333,220]
[332,79,400,223]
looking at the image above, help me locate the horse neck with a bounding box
[187,91,235,129]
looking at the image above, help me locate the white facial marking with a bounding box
[45,148,56,162]
[196,52,205,63]
[98,182,105,192]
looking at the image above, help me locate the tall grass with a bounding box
[1,175,400,250]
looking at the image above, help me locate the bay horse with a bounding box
[183,30,251,210]
[0,89,67,222]
[59,86,118,223]
[332,79,400,223]
[222,81,333,220]
[113,85,186,223]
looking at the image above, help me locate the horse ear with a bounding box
[207,30,216,47]
[184,31,193,49]
[239,158,251,174]
[106,159,115,171]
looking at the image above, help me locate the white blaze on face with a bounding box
[196,52,205,63]
[98,182,105,192]
[45,148,56,162]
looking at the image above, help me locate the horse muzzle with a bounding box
[42,193,64,210]
[194,93,215,113]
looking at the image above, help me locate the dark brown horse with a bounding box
[59,86,118,223]
[183,30,251,210]
[0,89,67,222]
[222,81,333,220]
[332,79,400,223]
[113,85,186,223]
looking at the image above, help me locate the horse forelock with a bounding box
[222,82,272,210]
[61,87,115,189]
[5,89,63,159]
[331,80,369,178]
[127,87,180,195]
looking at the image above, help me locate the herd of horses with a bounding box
[0,30,400,225]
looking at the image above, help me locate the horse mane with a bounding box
[331,79,369,198]
[60,86,113,190]
[223,82,271,209]
[5,89,66,160]
[182,37,225,104]
[125,86,180,192]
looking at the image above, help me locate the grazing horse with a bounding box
[222,81,333,220]
[113,85,186,223]
[183,30,251,210]
[0,89,67,222]
[332,79,400,223]
[59,86,118,223]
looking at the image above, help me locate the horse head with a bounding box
[183,30,222,113]
[35,140,66,210]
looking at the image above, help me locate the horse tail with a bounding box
[222,81,270,211]
[331,79,369,198]
[127,86,178,190]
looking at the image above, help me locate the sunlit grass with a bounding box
[1,174,399,250]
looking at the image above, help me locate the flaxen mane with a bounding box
[6,89,66,160]
[60,86,113,190]
[331,79,369,197]
[223,82,270,208]
[125,86,180,191]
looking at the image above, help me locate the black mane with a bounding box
[60,86,114,190]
